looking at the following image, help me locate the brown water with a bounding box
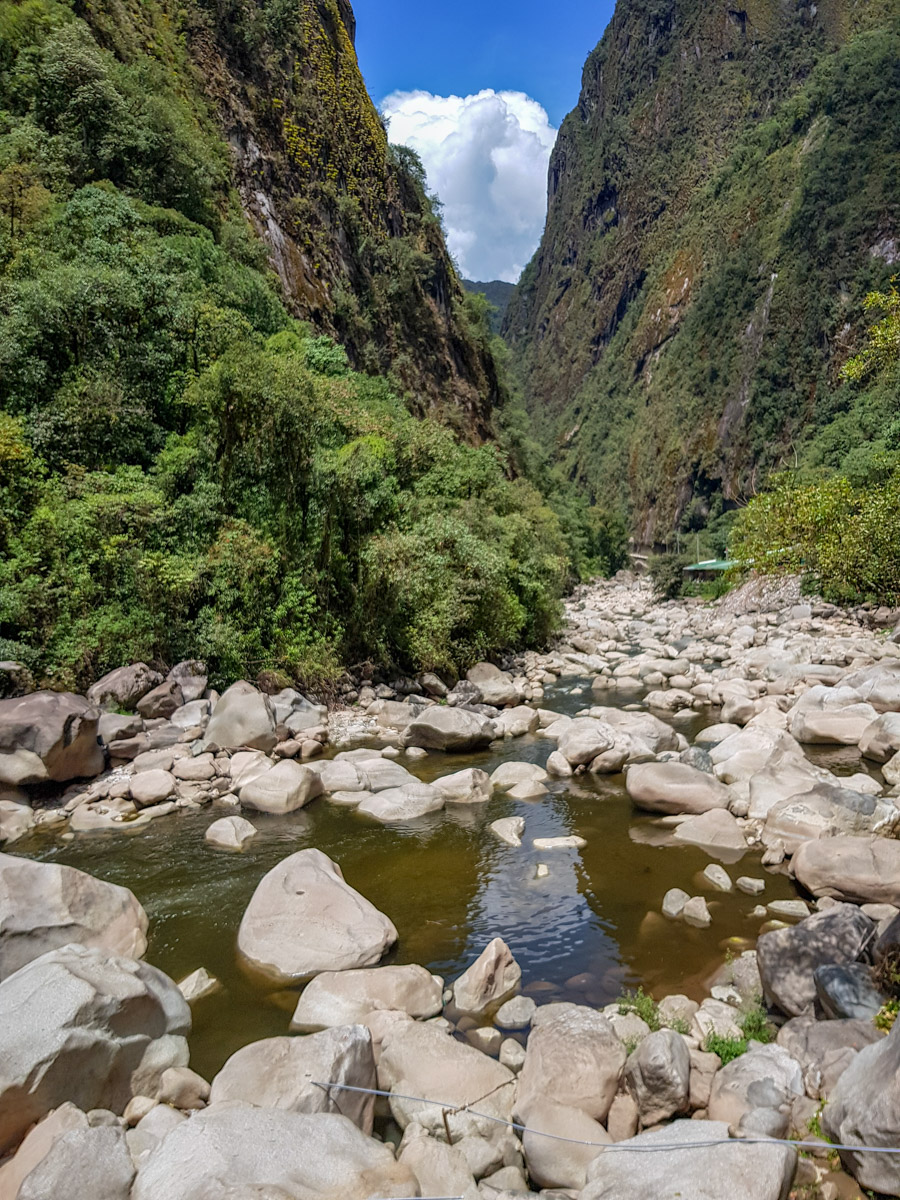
[14,681,802,1080]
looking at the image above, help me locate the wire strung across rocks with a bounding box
[313,1080,900,1156]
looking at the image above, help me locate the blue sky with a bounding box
[352,0,614,127]
[350,0,616,281]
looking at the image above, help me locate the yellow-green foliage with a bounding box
[842,287,900,383]
[732,466,900,603]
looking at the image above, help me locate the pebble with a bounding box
[767,899,810,919]
[682,896,712,927]
[736,876,765,895]
[490,817,526,847]
[702,864,732,892]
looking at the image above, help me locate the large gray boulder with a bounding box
[239,759,323,814]
[356,782,444,822]
[400,707,495,752]
[166,660,207,704]
[747,762,829,821]
[763,784,895,852]
[209,1026,377,1132]
[589,707,679,754]
[237,849,398,984]
[824,1020,900,1196]
[814,963,884,1020]
[130,1106,418,1200]
[204,814,257,851]
[791,700,879,746]
[625,761,729,815]
[707,1043,803,1132]
[756,902,875,1017]
[87,664,163,711]
[17,1123,135,1200]
[624,1029,691,1126]
[136,681,183,720]
[452,937,521,1018]
[776,1015,883,1099]
[0,799,34,845]
[398,1125,478,1199]
[521,1098,610,1189]
[859,711,900,761]
[0,943,190,1153]
[844,662,900,713]
[516,1004,626,1125]
[0,691,104,785]
[203,681,277,752]
[432,767,493,804]
[291,964,443,1031]
[0,1102,88,1197]
[0,853,148,980]
[580,1119,797,1200]
[466,662,518,707]
[377,1020,516,1143]
[792,835,900,905]
[557,719,616,766]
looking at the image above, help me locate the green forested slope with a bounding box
[0,0,569,688]
[506,0,900,546]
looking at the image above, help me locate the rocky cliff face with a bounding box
[86,0,498,435]
[506,0,900,541]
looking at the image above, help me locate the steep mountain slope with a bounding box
[0,0,568,688]
[78,0,499,433]
[506,0,900,543]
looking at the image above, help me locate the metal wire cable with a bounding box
[314,1080,900,1156]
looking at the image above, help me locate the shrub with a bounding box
[617,986,661,1031]
[648,553,691,600]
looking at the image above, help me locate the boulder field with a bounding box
[1,573,900,1196]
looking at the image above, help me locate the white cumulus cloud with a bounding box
[381,89,557,284]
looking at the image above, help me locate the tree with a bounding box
[842,285,900,382]
[0,164,49,239]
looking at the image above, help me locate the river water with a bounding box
[14,679,802,1080]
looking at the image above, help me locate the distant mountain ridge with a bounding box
[506,0,900,543]
[462,279,516,334]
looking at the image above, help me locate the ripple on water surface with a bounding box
[17,680,800,1078]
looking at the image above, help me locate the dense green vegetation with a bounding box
[0,0,577,690]
[731,286,900,605]
[507,0,900,547]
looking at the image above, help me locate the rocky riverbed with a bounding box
[2,574,900,1198]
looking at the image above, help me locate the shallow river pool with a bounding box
[16,681,803,1080]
